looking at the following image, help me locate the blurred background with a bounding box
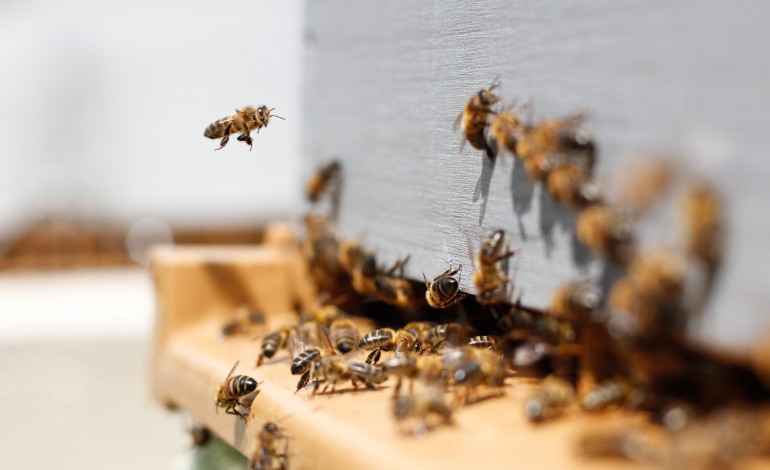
[0,0,303,467]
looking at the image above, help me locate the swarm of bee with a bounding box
[204,87,769,469]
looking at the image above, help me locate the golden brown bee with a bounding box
[328,318,360,354]
[679,181,723,270]
[337,239,370,276]
[290,346,324,392]
[311,356,389,395]
[301,304,347,327]
[471,229,517,305]
[549,282,601,323]
[442,346,506,405]
[423,265,467,309]
[306,160,342,203]
[422,322,470,351]
[522,151,553,182]
[489,107,527,157]
[401,321,437,342]
[204,105,284,151]
[517,113,595,166]
[453,79,501,159]
[359,327,423,365]
[220,306,265,338]
[374,256,415,308]
[249,421,289,470]
[581,376,633,412]
[523,375,575,422]
[257,326,292,366]
[467,335,501,352]
[215,361,261,422]
[382,352,443,397]
[498,305,572,347]
[393,386,453,435]
[575,204,635,262]
[545,162,602,208]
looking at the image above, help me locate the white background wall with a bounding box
[0,0,304,236]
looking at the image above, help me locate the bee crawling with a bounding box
[249,422,290,470]
[454,79,501,160]
[214,361,261,422]
[204,105,284,151]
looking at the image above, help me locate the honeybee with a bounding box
[422,322,470,351]
[306,160,342,203]
[257,326,293,366]
[522,152,553,182]
[442,346,506,405]
[337,239,370,275]
[393,386,453,435]
[187,419,211,447]
[359,328,423,365]
[523,375,575,422]
[516,113,595,167]
[215,361,261,422]
[220,306,265,338]
[302,214,340,283]
[301,303,347,327]
[290,346,324,392]
[467,335,501,352]
[249,422,289,470]
[453,79,501,159]
[489,105,527,157]
[382,352,443,397]
[581,376,633,412]
[423,265,467,309]
[545,162,602,208]
[620,248,687,326]
[309,355,388,394]
[204,105,284,151]
[374,256,415,308]
[470,229,517,305]
[576,204,636,263]
[498,305,571,347]
[679,181,723,270]
[328,318,360,354]
[549,282,601,323]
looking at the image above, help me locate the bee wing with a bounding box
[466,235,477,271]
[224,360,240,381]
[317,322,337,356]
[452,110,464,133]
[288,326,314,359]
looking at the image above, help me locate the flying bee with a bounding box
[679,181,723,270]
[382,352,443,397]
[394,385,453,435]
[453,79,501,159]
[256,326,293,366]
[306,160,342,203]
[467,335,501,352]
[581,376,633,412]
[442,346,507,406]
[423,265,468,309]
[249,422,290,470]
[204,105,285,151]
[576,204,636,262]
[215,361,261,422]
[374,256,415,308]
[545,162,602,208]
[524,375,575,422]
[328,318,360,354]
[359,328,423,365]
[311,356,389,394]
[549,282,601,323]
[470,229,517,305]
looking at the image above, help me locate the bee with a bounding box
[215,361,261,422]
[489,105,527,157]
[575,204,635,263]
[498,305,570,347]
[257,326,293,366]
[467,335,501,352]
[328,318,360,354]
[679,181,723,270]
[516,113,595,168]
[337,239,370,276]
[187,419,211,447]
[382,352,443,397]
[311,356,389,395]
[374,256,415,308]
[423,265,467,309]
[522,152,554,182]
[545,162,602,208]
[204,105,284,151]
[453,79,501,159]
[249,422,289,470]
[220,306,265,338]
[301,304,347,327]
[523,375,575,422]
[442,346,506,405]
[393,385,453,435]
[581,376,633,412]
[470,229,517,305]
[302,214,340,283]
[401,321,437,342]
[306,160,342,203]
[359,328,423,365]
[549,282,601,323]
[290,346,324,392]
[422,322,470,351]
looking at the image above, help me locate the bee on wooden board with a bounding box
[580,376,633,412]
[423,264,468,309]
[393,385,453,435]
[441,346,507,406]
[470,229,517,305]
[374,256,415,308]
[204,105,284,151]
[257,326,293,366]
[310,355,389,395]
[422,322,471,351]
[215,360,261,422]
[306,160,342,203]
[359,327,423,365]
[220,305,265,339]
[382,352,443,397]
[453,79,501,160]
[328,318,360,354]
[249,421,290,470]
[524,375,576,423]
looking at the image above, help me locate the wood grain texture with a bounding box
[302,0,770,351]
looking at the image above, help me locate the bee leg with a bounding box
[215,123,233,151]
[365,349,381,365]
[295,371,310,393]
[237,132,254,150]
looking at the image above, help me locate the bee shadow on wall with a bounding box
[538,189,590,269]
[473,153,497,225]
[510,157,535,240]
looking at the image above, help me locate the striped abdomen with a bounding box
[290,348,321,375]
[329,319,359,354]
[204,115,253,139]
[226,375,258,398]
[358,328,396,351]
[262,330,289,359]
[468,335,500,351]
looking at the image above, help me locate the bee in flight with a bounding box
[214,360,261,422]
[204,105,285,151]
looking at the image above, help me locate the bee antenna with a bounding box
[271,114,286,120]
